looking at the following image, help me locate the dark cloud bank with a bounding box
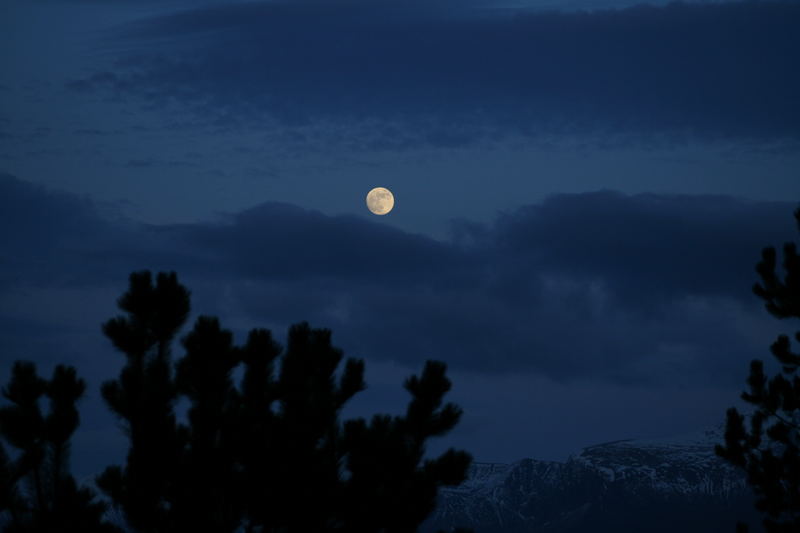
[70,1,800,145]
[1,173,796,389]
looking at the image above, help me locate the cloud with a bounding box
[484,191,792,304]
[174,202,468,283]
[0,173,205,289]
[1,174,795,387]
[68,1,800,146]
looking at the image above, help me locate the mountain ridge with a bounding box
[424,426,760,533]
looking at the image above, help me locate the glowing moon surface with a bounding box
[366,187,394,215]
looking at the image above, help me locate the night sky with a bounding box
[2,0,800,480]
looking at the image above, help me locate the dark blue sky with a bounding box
[1,0,800,478]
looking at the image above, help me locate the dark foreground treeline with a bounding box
[716,207,800,533]
[0,271,471,532]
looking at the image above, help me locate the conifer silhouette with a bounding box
[94,270,471,532]
[251,321,366,532]
[97,271,190,532]
[172,316,241,532]
[0,361,117,532]
[341,360,471,532]
[235,327,282,532]
[717,207,800,532]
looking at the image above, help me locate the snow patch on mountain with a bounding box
[425,426,754,533]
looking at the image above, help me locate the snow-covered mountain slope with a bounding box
[572,426,746,496]
[424,427,760,533]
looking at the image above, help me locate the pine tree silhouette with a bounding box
[252,321,366,533]
[0,361,118,532]
[95,270,471,532]
[172,316,240,532]
[96,271,190,531]
[716,207,800,533]
[235,327,282,532]
[341,360,472,533]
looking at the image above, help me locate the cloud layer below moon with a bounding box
[1,173,793,384]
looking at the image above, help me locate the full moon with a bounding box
[366,187,394,215]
